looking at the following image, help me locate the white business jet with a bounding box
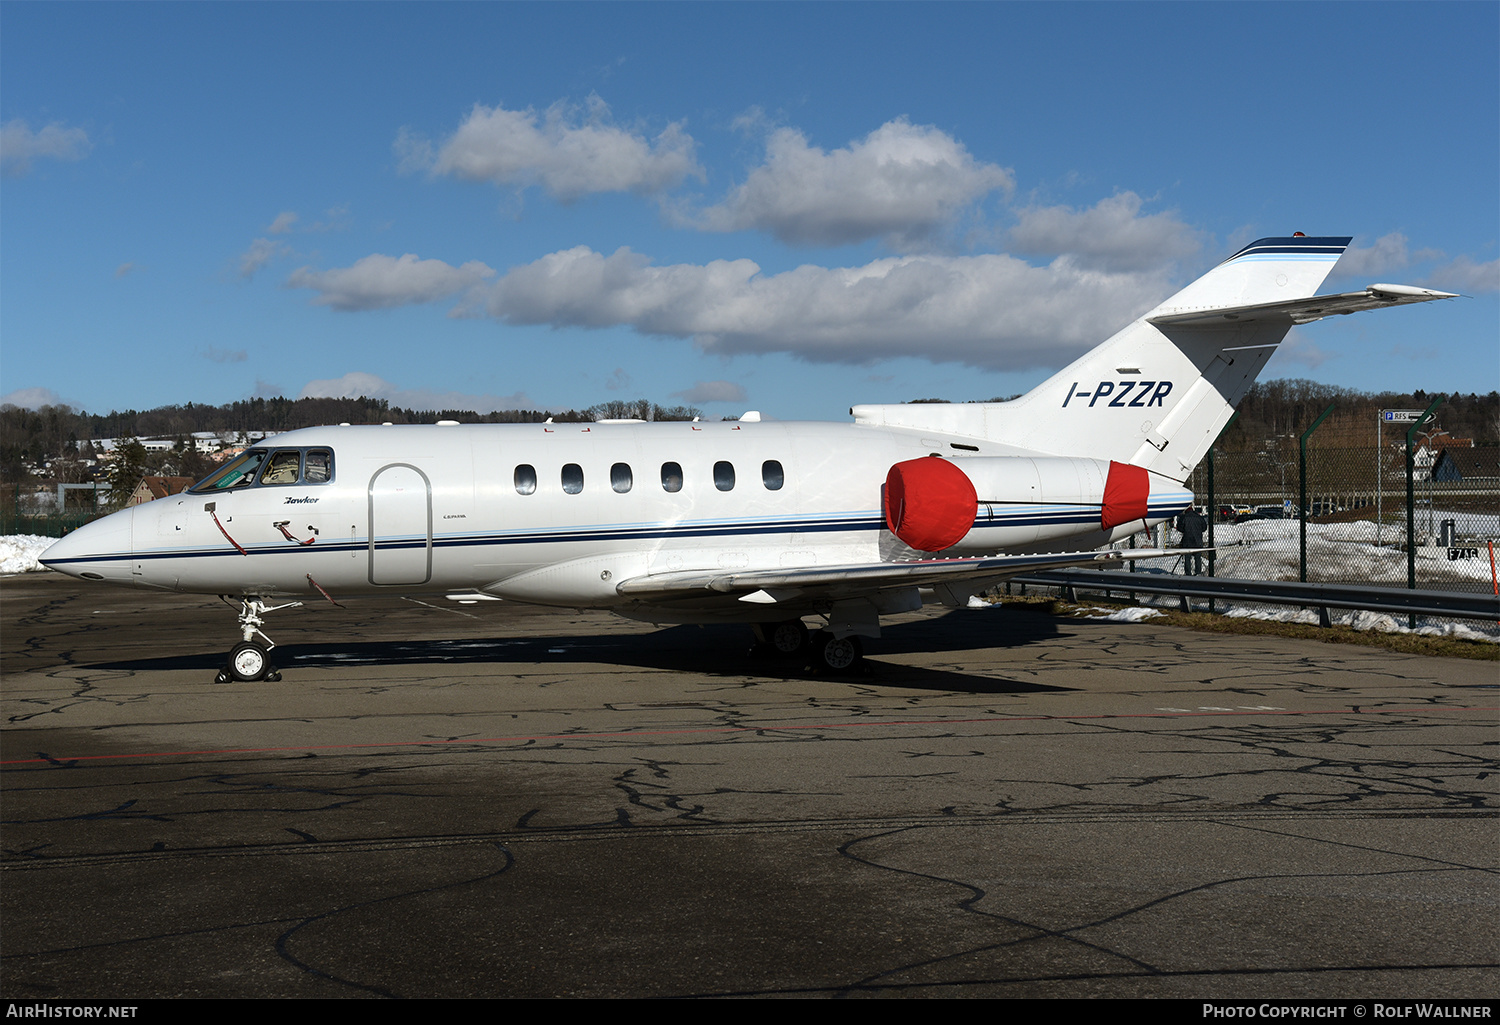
[42,236,1455,679]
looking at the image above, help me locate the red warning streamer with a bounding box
[209,508,248,555]
[274,521,317,546]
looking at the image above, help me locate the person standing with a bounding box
[1176,506,1208,575]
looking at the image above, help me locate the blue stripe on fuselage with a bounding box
[54,498,1192,567]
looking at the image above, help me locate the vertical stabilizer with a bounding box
[853,236,1352,482]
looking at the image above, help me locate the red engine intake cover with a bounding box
[884,457,978,552]
[1101,460,1149,530]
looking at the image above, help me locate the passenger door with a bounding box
[368,463,432,585]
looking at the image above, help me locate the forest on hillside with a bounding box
[0,396,705,482]
[1213,380,1498,450]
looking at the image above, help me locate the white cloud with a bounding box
[298,371,390,400]
[1333,232,1426,277]
[1266,327,1333,371]
[306,205,351,233]
[286,253,495,311]
[267,211,299,234]
[482,245,1170,372]
[0,386,69,410]
[1007,192,1201,272]
[673,380,748,404]
[0,119,91,177]
[298,371,535,412]
[1424,255,1499,294]
[692,118,1013,248]
[239,237,288,280]
[401,95,701,201]
[1330,234,1494,293]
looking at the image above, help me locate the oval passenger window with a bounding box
[611,463,633,493]
[762,460,784,491]
[515,464,537,495]
[714,461,735,491]
[561,463,584,494]
[661,462,683,493]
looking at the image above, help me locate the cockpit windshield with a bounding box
[189,449,268,492]
[188,447,335,493]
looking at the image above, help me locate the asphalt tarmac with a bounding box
[2,574,1496,999]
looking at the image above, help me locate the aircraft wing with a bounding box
[615,548,1174,603]
[1148,283,1457,327]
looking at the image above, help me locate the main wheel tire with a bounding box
[227,641,271,682]
[768,619,809,655]
[812,632,862,674]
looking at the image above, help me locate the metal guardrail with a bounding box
[1010,568,1500,622]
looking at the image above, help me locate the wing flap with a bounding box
[1148,284,1457,327]
[615,548,1176,601]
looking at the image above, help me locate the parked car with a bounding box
[1252,504,1297,520]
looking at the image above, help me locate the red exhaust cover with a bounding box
[884,458,978,552]
[1101,460,1149,530]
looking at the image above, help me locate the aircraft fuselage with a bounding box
[45,418,1190,621]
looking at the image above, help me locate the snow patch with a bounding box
[1078,606,1165,623]
[1217,602,1500,642]
[0,535,58,574]
[1151,517,1500,587]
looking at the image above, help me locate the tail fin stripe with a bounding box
[1224,236,1352,261]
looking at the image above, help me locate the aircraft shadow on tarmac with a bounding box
[86,608,1077,695]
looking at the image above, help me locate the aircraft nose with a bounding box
[40,506,135,585]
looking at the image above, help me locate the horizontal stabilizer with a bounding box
[1148,284,1457,327]
[616,548,1177,601]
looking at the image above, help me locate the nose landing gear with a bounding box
[214,597,301,683]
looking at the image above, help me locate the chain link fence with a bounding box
[1184,440,1497,596]
[1113,406,1500,638]
[0,484,109,538]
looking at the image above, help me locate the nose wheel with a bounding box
[217,641,280,683]
[214,596,298,683]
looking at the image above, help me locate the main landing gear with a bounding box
[810,631,863,673]
[752,618,867,675]
[214,597,301,683]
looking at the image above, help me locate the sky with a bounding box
[2,2,1496,423]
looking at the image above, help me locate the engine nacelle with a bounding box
[885,456,1184,553]
[884,456,978,552]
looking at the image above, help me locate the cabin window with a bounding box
[304,449,333,483]
[611,463,633,493]
[561,463,584,494]
[762,460,784,491]
[514,464,537,495]
[259,450,302,485]
[714,461,735,491]
[661,462,683,493]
